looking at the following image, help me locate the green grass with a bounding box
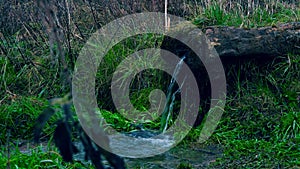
[95,33,166,110]
[206,54,300,168]
[192,0,299,28]
[1,144,90,169]
[177,52,299,168]
[0,97,50,144]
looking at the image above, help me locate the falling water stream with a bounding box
[161,56,186,133]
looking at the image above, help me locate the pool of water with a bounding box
[16,133,222,168]
[72,134,222,168]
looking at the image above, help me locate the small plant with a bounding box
[278,111,300,140]
[177,162,194,169]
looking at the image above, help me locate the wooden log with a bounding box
[162,22,300,62]
[204,22,300,60]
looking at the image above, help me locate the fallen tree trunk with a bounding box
[162,22,300,61]
[204,22,300,59]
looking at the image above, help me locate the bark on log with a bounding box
[162,22,300,61]
[205,22,300,59]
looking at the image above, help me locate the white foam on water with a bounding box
[109,134,175,158]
